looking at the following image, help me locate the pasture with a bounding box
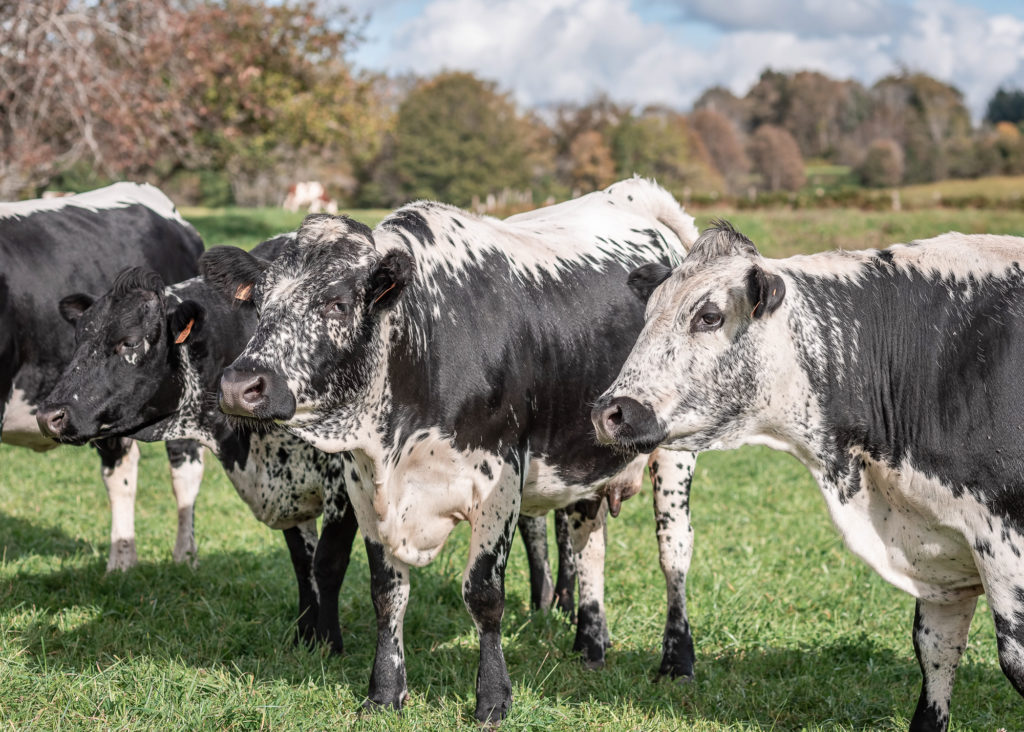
[2,207,1024,729]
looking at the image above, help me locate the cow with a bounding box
[201,178,701,722]
[592,221,1024,732]
[0,183,206,571]
[283,182,338,215]
[35,235,578,653]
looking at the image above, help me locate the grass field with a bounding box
[3,206,1024,729]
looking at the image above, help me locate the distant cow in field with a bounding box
[594,222,1024,732]
[283,182,338,215]
[203,178,701,722]
[0,183,205,571]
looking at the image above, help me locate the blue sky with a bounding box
[341,0,1024,119]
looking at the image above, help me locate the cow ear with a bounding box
[199,246,268,303]
[59,293,95,324]
[367,249,413,312]
[746,265,786,319]
[627,263,672,303]
[168,300,205,345]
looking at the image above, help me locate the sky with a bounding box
[337,0,1024,120]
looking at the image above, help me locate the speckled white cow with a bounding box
[594,221,1024,732]
[205,178,701,722]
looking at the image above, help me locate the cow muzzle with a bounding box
[591,395,667,453]
[219,366,296,421]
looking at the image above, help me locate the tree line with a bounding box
[4,0,1024,208]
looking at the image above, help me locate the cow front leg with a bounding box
[165,439,204,567]
[568,497,609,669]
[313,499,359,654]
[283,519,320,647]
[364,538,411,712]
[518,514,554,611]
[650,450,697,680]
[909,597,977,732]
[95,437,139,572]
[553,508,577,620]
[464,468,521,724]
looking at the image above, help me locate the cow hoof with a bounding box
[172,545,198,568]
[657,669,695,684]
[362,695,405,714]
[582,657,606,671]
[473,697,509,726]
[106,538,138,572]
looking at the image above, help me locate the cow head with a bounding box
[592,220,790,453]
[201,214,413,453]
[37,267,205,444]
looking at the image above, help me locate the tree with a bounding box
[690,108,750,189]
[0,0,372,203]
[609,107,722,194]
[748,125,806,191]
[856,139,905,187]
[985,88,1024,126]
[862,73,971,183]
[567,130,616,193]
[392,71,531,207]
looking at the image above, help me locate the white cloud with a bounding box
[364,0,1024,120]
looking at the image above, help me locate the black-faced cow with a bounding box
[0,183,205,571]
[202,178,700,722]
[593,222,1024,732]
[36,236,575,652]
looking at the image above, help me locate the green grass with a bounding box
[3,206,1023,729]
[180,207,390,250]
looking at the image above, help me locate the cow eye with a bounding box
[691,304,724,333]
[323,300,349,319]
[116,338,141,355]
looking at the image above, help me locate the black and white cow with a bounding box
[593,222,1024,732]
[0,183,205,571]
[36,235,576,652]
[202,178,701,722]
[35,234,358,650]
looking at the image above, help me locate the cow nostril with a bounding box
[39,407,67,437]
[604,404,624,429]
[243,376,265,404]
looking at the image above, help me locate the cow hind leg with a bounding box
[553,508,577,620]
[313,499,359,654]
[364,538,411,712]
[95,437,139,572]
[568,497,610,669]
[283,520,320,647]
[910,597,977,732]
[650,450,697,681]
[518,514,554,611]
[165,439,203,567]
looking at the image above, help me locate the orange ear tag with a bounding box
[174,318,195,345]
[234,283,253,301]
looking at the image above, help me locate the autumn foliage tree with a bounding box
[0,0,373,203]
[856,139,905,187]
[690,108,750,190]
[748,125,806,192]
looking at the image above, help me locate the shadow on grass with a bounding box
[2,546,1018,727]
[0,513,93,561]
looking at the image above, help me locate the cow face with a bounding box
[592,221,789,453]
[202,215,412,453]
[37,268,202,444]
